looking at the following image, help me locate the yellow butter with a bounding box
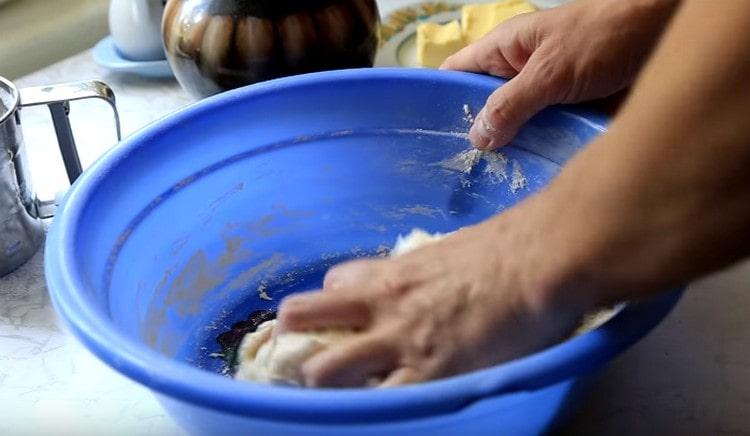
[461,0,537,44]
[417,20,465,68]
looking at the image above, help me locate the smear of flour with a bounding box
[482,152,509,184]
[439,149,509,179]
[258,284,273,301]
[439,149,484,174]
[462,104,475,124]
[439,149,528,195]
[375,244,390,257]
[510,160,528,193]
[377,204,447,221]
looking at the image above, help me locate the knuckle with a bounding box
[352,298,374,315]
[376,264,413,298]
[532,59,561,90]
[441,53,457,68]
[527,45,572,102]
[485,90,518,129]
[277,298,309,324]
[379,279,405,297]
[324,259,379,291]
[277,296,300,313]
[340,298,374,324]
[275,306,297,326]
[302,361,327,387]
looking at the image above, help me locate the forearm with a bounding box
[572,0,682,91]
[517,0,750,311]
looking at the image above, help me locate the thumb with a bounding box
[469,66,556,150]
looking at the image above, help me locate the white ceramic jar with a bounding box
[109,0,166,61]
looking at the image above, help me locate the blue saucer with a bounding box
[92,36,173,79]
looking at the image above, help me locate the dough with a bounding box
[391,228,446,256]
[234,229,440,386]
[234,319,351,385]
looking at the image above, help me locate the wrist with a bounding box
[599,0,679,20]
[481,194,601,325]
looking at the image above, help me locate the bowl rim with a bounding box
[45,68,682,424]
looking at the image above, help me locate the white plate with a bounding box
[374,0,566,68]
[92,36,173,79]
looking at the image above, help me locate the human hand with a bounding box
[275,207,588,388]
[441,0,677,150]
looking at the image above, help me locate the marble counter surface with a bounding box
[2,51,187,436]
[2,1,749,434]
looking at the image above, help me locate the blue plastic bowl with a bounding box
[45,69,681,435]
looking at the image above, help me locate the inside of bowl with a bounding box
[70,73,603,376]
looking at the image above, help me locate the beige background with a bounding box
[0,0,108,79]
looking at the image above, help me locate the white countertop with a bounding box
[2,1,749,434]
[1,51,188,436]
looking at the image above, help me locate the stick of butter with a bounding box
[416,20,465,68]
[416,1,537,69]
[461,0,537,44]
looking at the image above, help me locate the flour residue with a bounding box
[223,253,286,299]
[329,130,355,137]
[439,149,509,181]
[438,149,483,174]
[482,151,509,184]
[510,160,528,193]
[438,148,529,195]
[401,205,445,218]
[375,244,390,257]
[142,235,253,355]
[320,252,341,261]
[378,204,446,221]
[462,104,475,124]
[258,284,273,301]
[243,215,277,237]
[163,250,224,317]
[363,223,388,233]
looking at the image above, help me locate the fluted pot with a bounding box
[163,0,380,98]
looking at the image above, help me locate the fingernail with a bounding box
[469,110,496,150]
[469,126,489,150]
